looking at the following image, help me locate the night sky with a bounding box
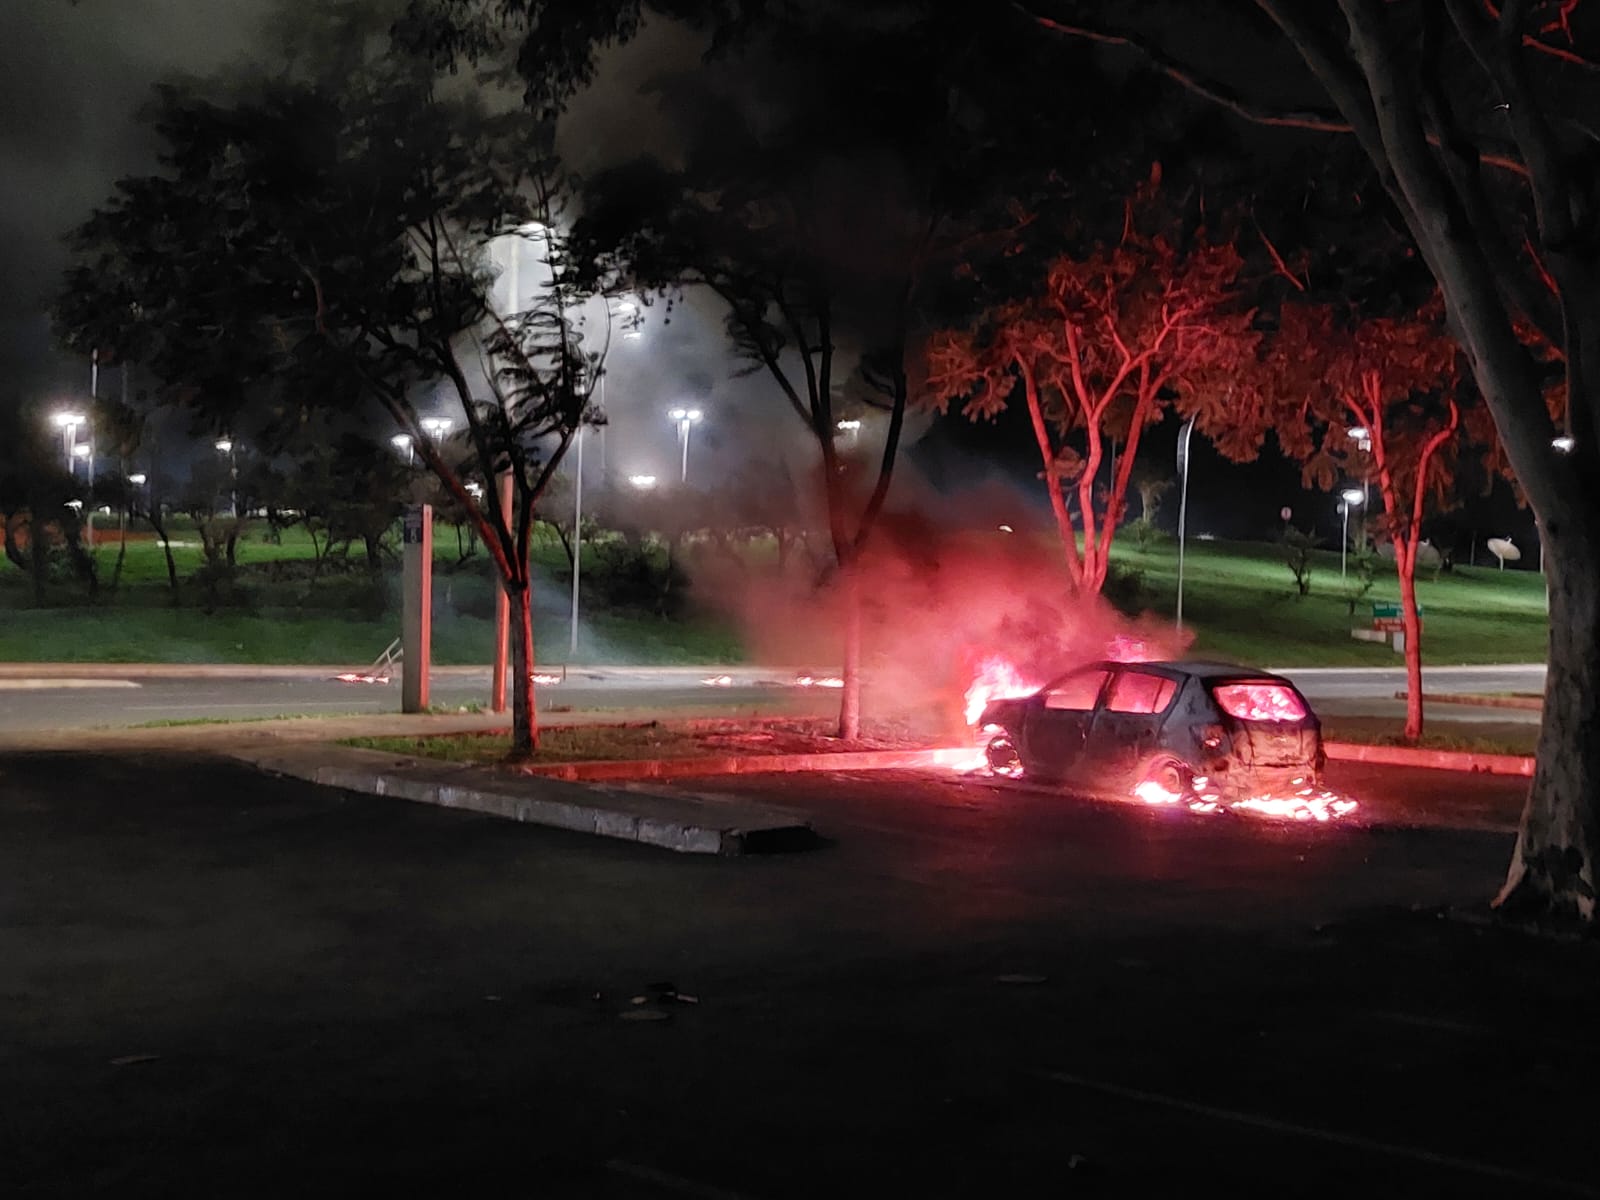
[0,0,1542,561]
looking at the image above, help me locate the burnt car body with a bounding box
[977,660,1325,801]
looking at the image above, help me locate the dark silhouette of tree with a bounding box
[56,44,607,755]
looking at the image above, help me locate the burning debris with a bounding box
[532,672,564,686]
[701,675,735,687]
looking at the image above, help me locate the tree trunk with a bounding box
[29,515,47,603]
[1496,520,1600,922]
[3,514,26,571]
[508,578,540,757]
[149,511,180,600]
[838,568,862,740]
[1396,544,1424,742]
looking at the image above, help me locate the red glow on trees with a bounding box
[926,175,1258,595]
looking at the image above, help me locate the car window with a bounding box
[1105,670,1179,715]
[1042,669,1109,711]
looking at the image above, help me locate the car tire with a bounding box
[985,734,1023,777]
[1140,754,1193,798]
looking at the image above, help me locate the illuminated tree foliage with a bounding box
[927,179,1257,594]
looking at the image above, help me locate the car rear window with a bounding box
[1105,671,1178,714]
[1211,682,1308,723]
[1043,669,1109,711]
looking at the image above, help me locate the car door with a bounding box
[1022,666,1111,780]
[1085,668,1183,784]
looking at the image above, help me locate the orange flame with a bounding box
[962,655,1043,726]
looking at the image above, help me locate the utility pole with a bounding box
[1175,417,1194,633]
[402,505,433,713]
[491,472,512,713]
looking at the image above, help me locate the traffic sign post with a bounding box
[402,504,433,713]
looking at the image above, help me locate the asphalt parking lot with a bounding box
[3,752,1594,1198]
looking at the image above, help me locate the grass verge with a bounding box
[1321,716,1538,757]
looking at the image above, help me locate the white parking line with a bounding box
[1037,1069,1598,1196]
[605,1159,761,1200]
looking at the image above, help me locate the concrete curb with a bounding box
[519,746,979,782]
[1325,740,1534,777]
[1400,691,1543,711]
[234,746,814,855]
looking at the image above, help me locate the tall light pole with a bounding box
[1339,488,1365,583]
[52,412,86,475]
[669,407,703,483]
[569,424,584,658]
[1347,427,1373,550]
[216,439,238,517]
[1175,416,1195,633]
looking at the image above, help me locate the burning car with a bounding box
[976,660,1326,804]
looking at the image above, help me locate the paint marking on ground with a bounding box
[0,679,141,691]
[604,1159,762,1200]
[1037,1069,1599,1197]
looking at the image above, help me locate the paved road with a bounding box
[0,661,1548,732]
[0,666,825,732]
[5,751,1592,1197]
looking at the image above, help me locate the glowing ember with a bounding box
[1211,683,1308,723]
[963,655,1043,726]
[1231,781,1359,823]
[794,674,845,689]
[334,672,389,684]
[701,675,734,687]
[532,673,563,686]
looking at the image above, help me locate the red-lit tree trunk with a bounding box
[838,566,863,740]
[1343,378,1457,742]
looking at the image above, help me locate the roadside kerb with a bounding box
[1397,691,1543,711]
[518,745,981,782]
[234,745,814,855]
[1325,740,1534,777]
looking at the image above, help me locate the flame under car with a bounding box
[976,661,1325,803]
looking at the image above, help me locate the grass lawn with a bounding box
[344,727,720,765]
[1320,715,1539,757]
[0,518,1547,669]
[1112,537,1548,667]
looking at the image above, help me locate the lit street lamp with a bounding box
[391,433,414,464]
[1553,434,1576,454]
[215,438,238,517]
[420,417,453,441]
[836,418,861,446]
[1339,488,1365,583]
[52,411,87,475]
[627,474,657,490]
[668,407,703,483]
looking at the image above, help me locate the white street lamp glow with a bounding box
[53,412,86,430]
[420,417,452,439]
[1553,435,1576,453]
[1340,488,1365,506]
[668,407,688,421]
[72,443,91,459]
[128,473,147,486]
[517,220,547,237]
[465,482,484,499]
[628,474,657,489]
[1347,426,1371,443]
[215,439,233,454]
[686,408,703,422]
[836,419,862,432]
[390,434,412,449]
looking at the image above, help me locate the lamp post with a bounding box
[569,424,585,658]
[1175,416,1195,633]
[391,433,414,464]
[1347,427,1373,550]
[215,438,238,517]
[52,412,86,475]
[668,407,703,483]
[1339,488,1365,583]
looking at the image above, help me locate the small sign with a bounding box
[403,508,427,545]
[1371,602,1401,619]
[1371,601,1421,633]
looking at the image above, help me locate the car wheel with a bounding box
[1139,755,1193,800]
[985,734,1023,777]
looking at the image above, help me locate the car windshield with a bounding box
[1211,682,1308,723]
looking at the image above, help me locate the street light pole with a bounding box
[1338,489,1364,583]
[669,407,703,483]
[569,425,583,658]
[1175,417,1195,633]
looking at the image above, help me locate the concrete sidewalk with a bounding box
[235,742,813,855]
[0,661,808,683]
